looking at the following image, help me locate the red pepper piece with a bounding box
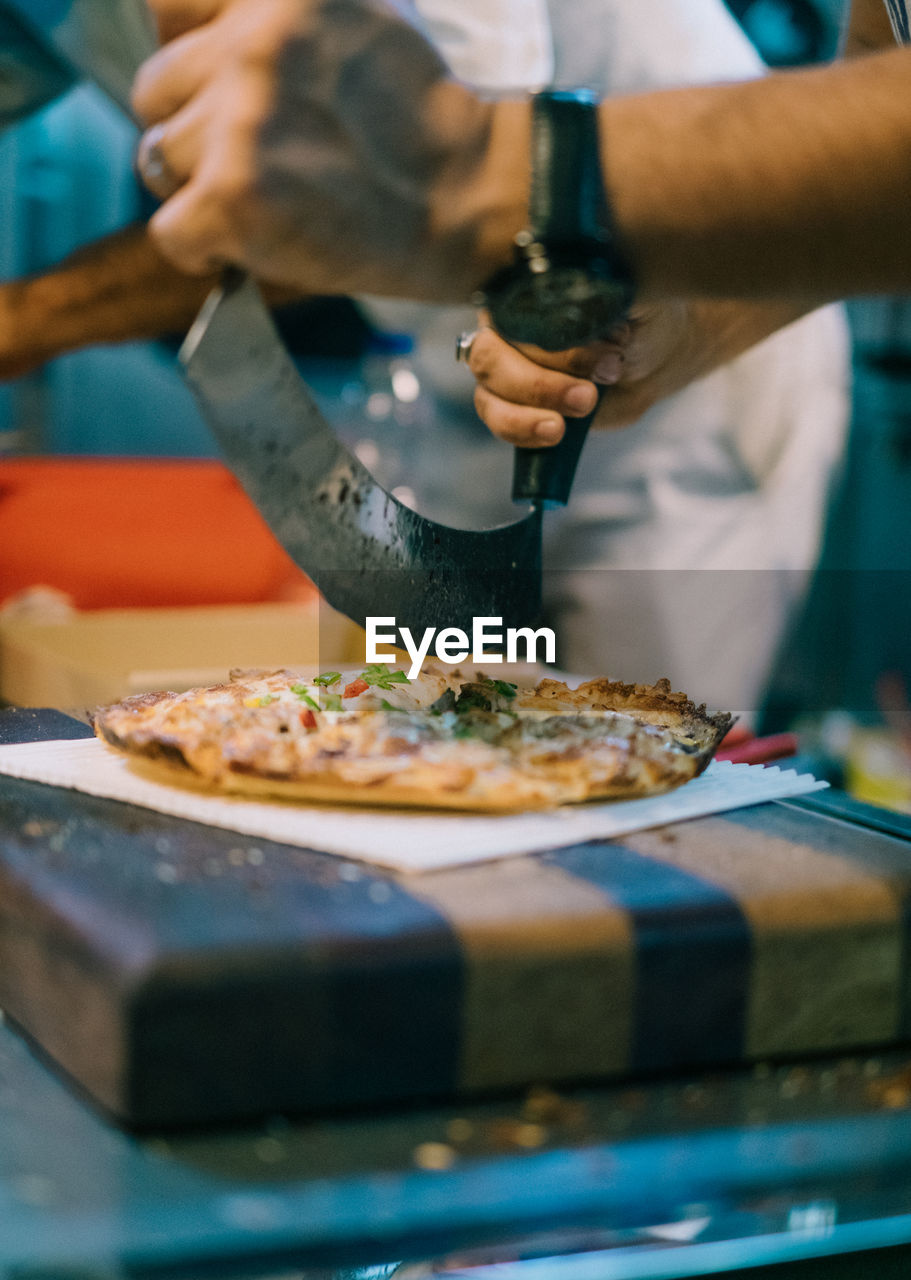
[343,678,369,699]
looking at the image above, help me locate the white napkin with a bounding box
[0,738,828,873]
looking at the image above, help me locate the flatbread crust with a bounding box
[92,665,732,812]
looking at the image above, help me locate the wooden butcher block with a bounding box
[2,709,911,1130]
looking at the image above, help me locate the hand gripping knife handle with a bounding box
[512,400,602,509]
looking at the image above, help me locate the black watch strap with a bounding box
[528,89,611,250]
[478,87,633,357]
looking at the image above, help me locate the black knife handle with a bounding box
[511,390,603,509]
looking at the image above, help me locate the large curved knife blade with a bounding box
[179,273,543,635]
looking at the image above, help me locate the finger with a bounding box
[136,92,209,197]
[148,177,237,275]
[512,340,626,386]
[473,384,566,447]
[132,27,217,123]
[511,337,624,379]
[470,329,599,419]
[144,66,272,276]
[148,0,225,45]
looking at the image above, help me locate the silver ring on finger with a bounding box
[136,123,181,200]
[455,329,479,365]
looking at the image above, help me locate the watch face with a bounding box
[486,264,632,351]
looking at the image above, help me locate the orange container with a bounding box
[0,457,315,609]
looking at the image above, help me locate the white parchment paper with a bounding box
[0,738,828,873]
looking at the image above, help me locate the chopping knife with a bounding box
[180,271,599,635]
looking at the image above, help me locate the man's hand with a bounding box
[132,0,527,302]
[468,298,815,443]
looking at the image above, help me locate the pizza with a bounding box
[92,663,732,813]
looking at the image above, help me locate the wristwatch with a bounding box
[478,89,634,352]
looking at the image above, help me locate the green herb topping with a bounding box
[313,671,342,687]
[455,687,490,713]
[290,683,320,711]
[361,664,410,690]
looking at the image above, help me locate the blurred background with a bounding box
[2,0,911,807]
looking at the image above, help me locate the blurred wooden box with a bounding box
[0,602,361,712]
